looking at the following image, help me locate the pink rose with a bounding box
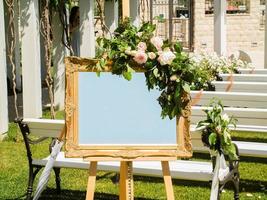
[148,52,156,60]
[157,50,176,66]
[133,51,148,65]
[137,42,147,52]
[150,36,163,51]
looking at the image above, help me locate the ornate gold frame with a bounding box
[64,56,192,161]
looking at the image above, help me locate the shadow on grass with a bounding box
[132,175,267,193]
[5,188,156,200]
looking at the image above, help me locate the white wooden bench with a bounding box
[190,91,267,158]
[18,118,218,200]
[212,81,267,93]
[237,69,267,74]
[219,74,267,82]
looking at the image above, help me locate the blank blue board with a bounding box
[78,72,176,145]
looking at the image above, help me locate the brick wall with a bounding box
[194,0,265,55]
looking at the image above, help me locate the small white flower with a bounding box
[150,36,163,51]
[137,32,142,37]
[137,42,147,52]
[222,113,229,122]
[133,51,148,65]
[125,47,132,55]
[148,52,156,60]
[157,50,176,66]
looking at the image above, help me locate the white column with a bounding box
[14,0,21,91]
[52,11,67,110]
[0,0,9,135]
[130,0,140,27]
[104,0,119,34]
[20,0,42,118]
[265,2,267,69]
[79,0,95,58]
[214,0,227,56]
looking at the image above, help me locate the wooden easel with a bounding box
[86,1,174,197]
[85,160,175,200]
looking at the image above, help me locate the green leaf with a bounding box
[174,42,183,54]
[182,83,191,93]
[122,71,132,81]
[208,133,217,146]
[96,71,101,77]
[153,68,159,77]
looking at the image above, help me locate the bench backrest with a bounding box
[238,69,267,74]
[212,81,267,93]
[190,91,267,132]
[23,118,65,138]
[220,74,267,82]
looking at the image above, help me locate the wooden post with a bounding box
[214,0,227,56]
[168,0,173,43]
[20,0,42,118]
[264,2,267,69]
[122,0,130,19]
[0,0,9,136]
[79,0,95,58]
[86,161,98,200]
[52,11,67,110]
[130,0,140,27]
[161,161,175,200]
[120,161,134,200]
[104,0,119,34]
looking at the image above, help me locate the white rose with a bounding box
[148,52,156,60]
[157,50,176,66]
[129,50,137,57]
[170,74,178,81]
[150,36,163,51]
[222,113,229,122]
[137,42,147,52]
[133,51,148,65]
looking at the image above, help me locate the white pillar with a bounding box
[130,0,140,27]
[214,0,227,56]
[0,0,9,136]
[52,11,67,110]
[265,2,267,69]
[20,0,42,118]
[104,0,119,34]
[14,0,21,91]
[79,0,95,58]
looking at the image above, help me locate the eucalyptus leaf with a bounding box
[182,83,191,93]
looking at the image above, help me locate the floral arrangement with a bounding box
[191,52,251,83]
[197,99,238,160]
[95,19,212,119]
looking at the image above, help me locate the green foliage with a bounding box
[197,99,238,160]
[94,19,212,119]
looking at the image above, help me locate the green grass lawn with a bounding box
[0,111,266,199]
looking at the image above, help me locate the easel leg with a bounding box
[161,161,175,200]
[119,161,134,200]
[86,161,97,200]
